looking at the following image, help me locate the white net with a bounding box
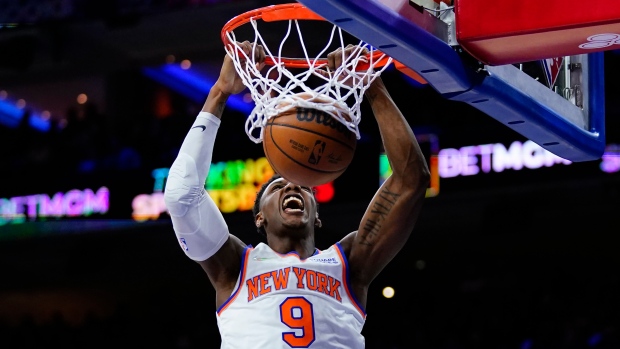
[224,17,393,143]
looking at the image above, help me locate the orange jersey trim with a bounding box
[334,243,366,318]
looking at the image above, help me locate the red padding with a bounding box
[455,0,620,65]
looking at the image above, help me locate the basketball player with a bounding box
[164,41,430,348]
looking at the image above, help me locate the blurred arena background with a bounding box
[1,0,619,348]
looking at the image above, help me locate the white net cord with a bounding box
[224,18,393,144]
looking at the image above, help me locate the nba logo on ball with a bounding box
[263,106,357,187]
[309,140,326,165]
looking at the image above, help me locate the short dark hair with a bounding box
[252,173,319,236]
[252,174,282,236]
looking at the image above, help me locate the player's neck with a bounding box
[267,236,316,259]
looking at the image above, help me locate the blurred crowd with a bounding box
[0,100,193,181]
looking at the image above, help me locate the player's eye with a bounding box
[301,186,312,192]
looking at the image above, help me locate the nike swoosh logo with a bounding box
[192,125,206,132]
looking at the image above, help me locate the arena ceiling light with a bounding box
[142,63,253,114]
[0,99,49,132]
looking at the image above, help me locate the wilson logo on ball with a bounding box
[296,108,353,141]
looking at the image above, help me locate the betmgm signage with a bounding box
[0,187,110,226]
[0,156,335,226]
[2,139,616,227]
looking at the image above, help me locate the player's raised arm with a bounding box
[203,41,264,117]
[163,42,265,307]
[345,75,430,300]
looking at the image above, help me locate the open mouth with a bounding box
[282,194,304,213]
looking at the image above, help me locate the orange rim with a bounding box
[221,3,391,70]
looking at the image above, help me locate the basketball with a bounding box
[262,99,357,187]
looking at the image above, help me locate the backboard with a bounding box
[295,0,608,162]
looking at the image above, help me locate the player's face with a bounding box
[257,178,318,234]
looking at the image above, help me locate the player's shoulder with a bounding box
[337,231,357,256]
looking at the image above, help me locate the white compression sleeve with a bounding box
[164,112,229,261]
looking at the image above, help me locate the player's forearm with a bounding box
[176,112,221,180]
[201,83,231,119]
[365,79,430,185]
[164,111,220,218]
[163,111,230,261]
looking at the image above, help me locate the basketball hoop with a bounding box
[221,3,393,143]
